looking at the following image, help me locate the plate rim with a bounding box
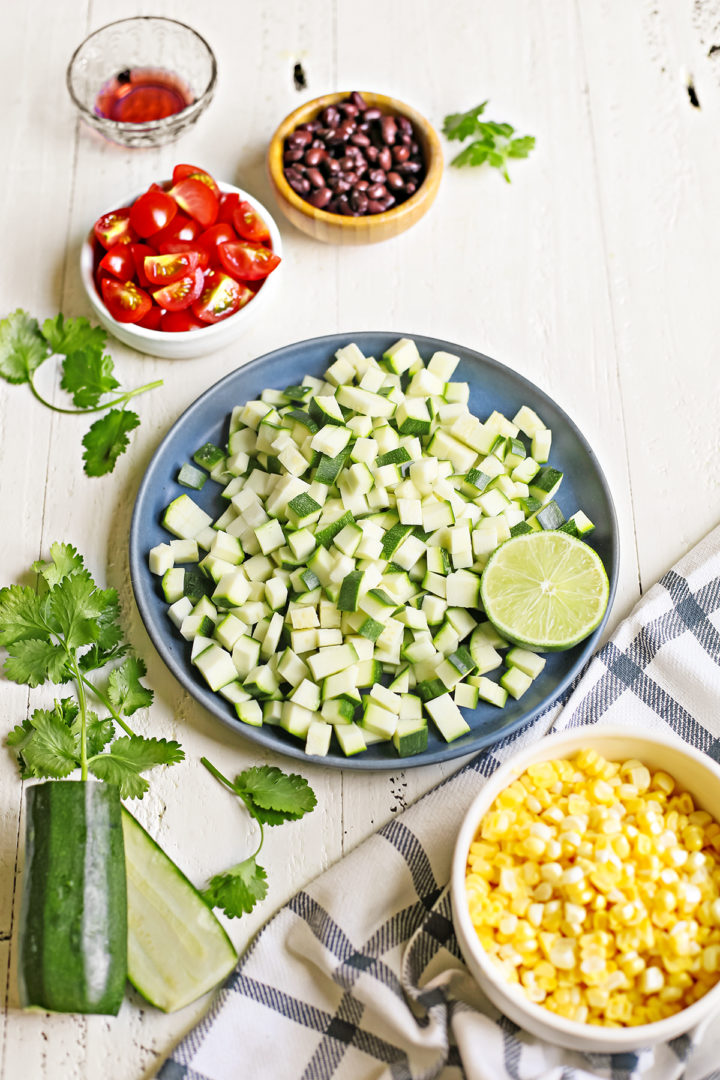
[129,330,619,770]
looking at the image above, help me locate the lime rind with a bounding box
[480,532,609,651]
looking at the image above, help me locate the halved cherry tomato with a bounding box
[152,267,205,311]
[148,212,200,250]
[232,201,270,243]
[217,192,241,225]
[130,188,177,238]
[218,241,281,281]
[129,242,155,288]
[136,306,163,331]
[100,278,152,323]
[172,164,221,199]
[156,239,209,268]
[197,222,237,266]
[191,271,253,323]
[144,251,204,286]
[99,243,135,280]
[93,209,134,249]
[160,310,206,332]
[170,177,219,228]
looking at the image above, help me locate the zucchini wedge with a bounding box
[122,809,237,1012]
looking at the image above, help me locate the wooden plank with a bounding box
[577,0,720,588]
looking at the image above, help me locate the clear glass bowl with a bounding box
[67,17,217,148]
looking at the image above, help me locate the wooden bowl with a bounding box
[267,91,443,245]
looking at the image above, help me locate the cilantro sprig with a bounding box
[1,543,183,798]
[201,758,316,919]
[442,102,535,182]
[0,311,162,476]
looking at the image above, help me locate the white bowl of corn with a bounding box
[451,726,720,1051]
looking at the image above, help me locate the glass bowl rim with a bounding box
[66,15,217,134]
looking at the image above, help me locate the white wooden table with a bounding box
[2,1,719,1076]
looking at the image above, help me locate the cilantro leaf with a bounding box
[451,141,492,168]
[443,102,534,181]
[3,638,70,686]
[0,309,49,384]
[203,857,268,919]
[48,570,105,650]
[21,705,80,778]
[82,409,140,477]
[235,765,317,825]
[442,102,488,141]
[33,542,85,589]
[0,584,50,645]
[89,736,185,799]
[42,314,107,360]
[107,656,154,715]
[61,350,119,408]
[83,715,115,757]
[508,135,536,159]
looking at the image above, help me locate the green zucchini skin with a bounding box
[19,781,127,1015]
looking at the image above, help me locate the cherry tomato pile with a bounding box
[92,165,281,331]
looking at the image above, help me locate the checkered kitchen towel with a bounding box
[157,524,720,1080]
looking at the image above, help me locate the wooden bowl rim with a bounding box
[267,90,443,230]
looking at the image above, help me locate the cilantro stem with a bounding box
[201,757,235,792]
[79,674,135,737]
[27,376,164,416]
[68,653,89,781]
[201,757,264,857]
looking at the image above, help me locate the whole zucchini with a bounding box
[18,781,127,1014]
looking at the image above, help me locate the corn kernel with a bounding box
[466,750,720,1028]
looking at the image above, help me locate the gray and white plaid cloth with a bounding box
[156,524,720,1080]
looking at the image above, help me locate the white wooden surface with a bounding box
[1,0,719,1075]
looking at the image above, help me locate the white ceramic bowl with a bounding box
[80,181,283,359]
[451,726,720,1052]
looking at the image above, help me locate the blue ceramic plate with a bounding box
[129,332,618,769]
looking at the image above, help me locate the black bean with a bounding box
[367,183,388,200]
[350,189,369,213]
[307,187,332,209]
[368,168,386,184]
[324,158,341,175]
[311,138,326,149]
[410,141,420,155]
[378,147,392,172]
[365,145,379,163]
[380,116,397,144]
[321,105,340,127]
[354,179,369,191]
[340,103,359,118]
[333,178,351,194]
[284,148,305,164]
[304,147,324,167]
[386,171,404,191]
[404,181,417,196]
[366,199,385,213]
[306,167,325,188]
[339,155,356,171]
[397,116,413,135]
[342,171,358,186]
[399,132,412,146]
[350,132,371,147]
[336,119,356,140]
[392,144,410,163]
[287,129,312,148]
[376,194,396,211]
[296,121,316,132]
[364,107,382,121]
[350,91,367,110]
[400,160,422,175]
[287,173,311,195]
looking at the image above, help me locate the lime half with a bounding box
[480,532,610,651]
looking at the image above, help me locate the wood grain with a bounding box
[1,0,719,1075]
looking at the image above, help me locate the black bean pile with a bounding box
[283,91,426,216]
